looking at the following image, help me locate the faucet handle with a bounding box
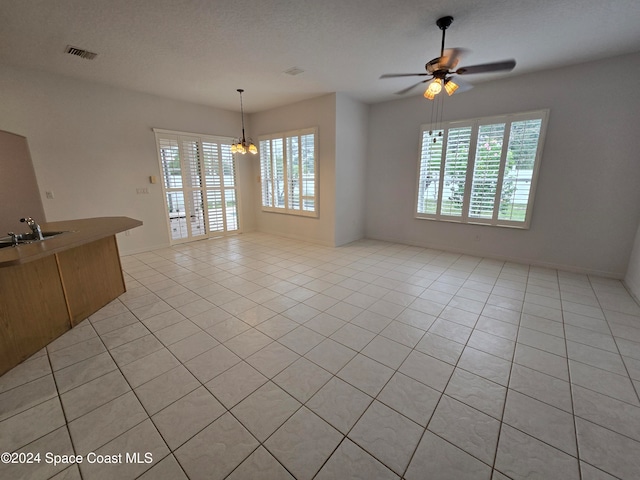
[7,232,19,246]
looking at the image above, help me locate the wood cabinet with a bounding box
[56,236,126,326]
[0,255,70,375]
[0,217,141,376]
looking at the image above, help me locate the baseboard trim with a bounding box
[363,233,623,279]
[118,242,169,256]
[257,228,336,247]
[623,278,640,305]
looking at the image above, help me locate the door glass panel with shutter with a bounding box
[155,130,240,244]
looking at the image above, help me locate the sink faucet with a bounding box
[20,217,44,240]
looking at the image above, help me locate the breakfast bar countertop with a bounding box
[0,216,142,267]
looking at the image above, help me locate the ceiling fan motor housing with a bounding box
[426,58,440,74]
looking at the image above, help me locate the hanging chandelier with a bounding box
[231,88,257,155]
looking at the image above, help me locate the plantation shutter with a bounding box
[417,129,443,215]
[260,139,273,207]
[301,133,316,212]
[182,138,206,238]
[469,123,506,220]
[498,119,543,222]
[441,126,472,217]
[221,145,238,231]
[287,136,300,210]
[273,138,285,209]
[158,136,187,240]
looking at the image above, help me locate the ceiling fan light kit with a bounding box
[381,15,516,100]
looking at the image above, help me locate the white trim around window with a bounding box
[415,109,549,229]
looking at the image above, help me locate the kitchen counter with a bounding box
[0,216,142,267]
[0,216,142,376]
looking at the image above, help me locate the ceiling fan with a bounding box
[380,16,516,99]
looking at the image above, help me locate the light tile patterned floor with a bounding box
[2,232,640,479]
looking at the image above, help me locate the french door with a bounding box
[154,129,240,244]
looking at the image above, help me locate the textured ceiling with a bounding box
[1,0,639,112]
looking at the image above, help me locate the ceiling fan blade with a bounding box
[394,79,431,95]
[439,48,468,70]
[446,76,474,94]
[380,73,430,79]
[456,59,516,75]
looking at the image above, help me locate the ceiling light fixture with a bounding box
[231,89,257,155]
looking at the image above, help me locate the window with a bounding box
[154,129,240,244]
[259,127,318,217]
[416,110,548,228]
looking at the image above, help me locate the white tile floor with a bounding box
[2,232,640,479]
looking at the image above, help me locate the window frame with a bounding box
[414,109,549,229]
[259,127,319,218]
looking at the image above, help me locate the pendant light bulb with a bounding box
[424,78,442,100]
[428,79,442,94]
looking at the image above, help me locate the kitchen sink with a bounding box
[0,230,70,248]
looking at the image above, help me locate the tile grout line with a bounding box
[558,270,584,480]
[46,346,82,479]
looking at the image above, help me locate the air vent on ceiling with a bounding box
[65,45,98,60]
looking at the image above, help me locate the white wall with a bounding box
[250,94,337,246]
[334,93,368,246]
[366,52,640,277]
[0,130,46,234]
[626,221,640,300]
[0,66,253,255]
